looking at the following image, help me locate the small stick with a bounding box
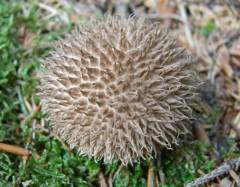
[98,171,108,187]
[145,13,183,22]
[157,153,165,185]
[177,0,195,49]
[38,3,58,15]
[147,161,156,187]
[0,143,31,157]
[185,158,240,187]
[192,123,210,144]
[108,172,113,187]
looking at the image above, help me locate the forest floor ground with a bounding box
[0,0,239,186]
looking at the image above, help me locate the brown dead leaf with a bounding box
[227,78,240,101]
[219,177,232,187]
[218,46,233,78]
[18,26,37,50]
[156,0,176,13]
[229,170,240,185]
[179,34,194,52]
[192,123,210,144]
[157,0,167,13]
[231,57,240,68]
[222,108,240,138]
[230,44,240,57]
[232,112,240,135]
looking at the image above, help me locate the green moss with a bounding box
[200,20,216,37]
[162,142,216,186]
[0,1,239,186]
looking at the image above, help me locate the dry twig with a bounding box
[147,161,156,187]
[177,0,195,48]
[145,13,183,22]
[99,171,108,187]
[186,158,240,187]
[0,143,31,157]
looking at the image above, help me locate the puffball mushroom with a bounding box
[38,16,200,165]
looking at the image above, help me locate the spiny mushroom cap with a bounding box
[38,16,199,165]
